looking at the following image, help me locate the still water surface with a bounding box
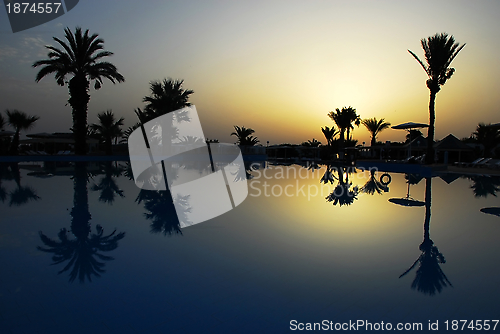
[0,161,499,333]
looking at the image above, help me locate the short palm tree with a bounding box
[231,126,259,146]
[33,27,125,155]
[473,123,500,157]
[409,33,465,164]
[142,79,193,121]
[321,126,338,147]
[90,110,124,155]
[362,118,391,146]
[5,109,39,155]
[301,139,321,147]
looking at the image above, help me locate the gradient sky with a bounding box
[1,0,500,145]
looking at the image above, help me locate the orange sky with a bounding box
[1,0,500,145]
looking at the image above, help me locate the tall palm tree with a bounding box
[90,110,124,155]
[33,27,125,155]
[231,126,259,146]
[5,109,39,155]
[409,33,465,164]
[362,118,391,146]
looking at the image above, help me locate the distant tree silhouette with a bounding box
[90,110,124,155]
[321,126,338,147]
[231,126,259,146]
[5,109,39,155]
[473,123,500,157]
[301,139,321,147]
[33,27,125,155]
[409,33,465,164]
[406,129,424,143]
[399,178,452,295]
[362,118,391,146]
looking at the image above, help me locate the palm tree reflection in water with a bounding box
[361,170,389,195]
[91,161,125,204]
[38,162,125,283]
[399,178,452,295]
[4,163,40,206]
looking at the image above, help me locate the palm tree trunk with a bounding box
[8,129,20,155]
[68,75,90,155]
[71,162,91,238]
[371,135,376,147]
[105,135,113,155]
[426,91,436,164]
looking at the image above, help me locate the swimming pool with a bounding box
[1,161,499,333]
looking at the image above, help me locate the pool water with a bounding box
[1,161,499,333]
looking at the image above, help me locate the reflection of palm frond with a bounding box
[361,172,387,195]
[467,175,500,198]
[37,225,125,283]
[326,183,358,206]
[320,166,337,184]
[399,240,452,295]
[9,186,40,206]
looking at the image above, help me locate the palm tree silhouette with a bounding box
[136,189,191,236]
[90,161,125,204]
[231,126,259,146]
[408,33,465,164]
[90,110,124,155]
[37,162,125,283]
[328,107,360,158]
[361,170,388,195]
[321,126,337,146]
[362,118,391,146]
[399,178,452,295]
[33,27,125,155]
[142,79,194,120]
[466,175,500,198]
[301,139,321,147]
[325,166,359,206]
[5,109,39,155]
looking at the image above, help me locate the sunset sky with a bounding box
[1,0,500,146]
